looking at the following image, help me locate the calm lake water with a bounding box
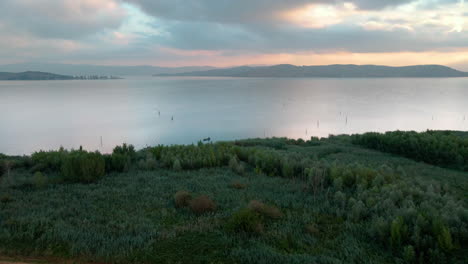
[1,76,467,155]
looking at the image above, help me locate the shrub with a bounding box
[174,191,192,208]
[229,156,242,174]
[0,194,13,204]
[61,150,105,183]
[226,208,263,234]
[433,220,453,252]
[189,195,217,214]
[305,223,320,236]
[107,144,136,172]
[247,200,283,219]
[230,182,247,189]
[33,172,48,188]
[173,159,182,172]
[31,149,66,172]
[141,152,158,170]
[403,245,416,263]
[352,130,468,171]
[390,216,407,249]
[348,200,366,222]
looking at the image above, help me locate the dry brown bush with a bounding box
[189,195,217,214]
[247,200,283,219]
[174,190,192,208]
[230,182,247,189]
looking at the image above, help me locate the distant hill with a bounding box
[0,71,74,80]
[0,63,216,76]
[155,64,468,78]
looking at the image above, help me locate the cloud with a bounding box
[0,0,127,39]
[123,0,420,24]
[0,0,466,66]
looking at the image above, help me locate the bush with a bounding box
[0,194,13,204]
[107,144,136,172]
[174,191,192,208]
[138,152,158,171]
[305,223,320,236]
[433,220,454,252]
[352,130,468,171]
[226,208,263,234]
[173,159,182,171]
[247,200,283,219]
[403,245,415,263]
[33,172,48,188]
[61,150,105,183]
[189,195,217,214]
[229,156,244,175]
[230,182,247,189]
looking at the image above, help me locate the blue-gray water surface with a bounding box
[1,76,467,155]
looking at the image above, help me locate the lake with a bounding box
[1,76,467,155]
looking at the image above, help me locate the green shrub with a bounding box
[31,149,66,172]
[433,220,453,252]
[107,144,136,172]
[229,155,244,175]
[305,223,320,236]
[352,130,468,171]
[61,150,105,183]
[173,159,182,171]
[33,172,48,188]
[403,245,415,263]
[226,208,263,234]
[137,152,158,171]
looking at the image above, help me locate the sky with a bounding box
[0,0,467,69]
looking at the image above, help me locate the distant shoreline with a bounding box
[155,64,468,78]
[0,71,123,81]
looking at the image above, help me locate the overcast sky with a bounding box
[0,0,467,69]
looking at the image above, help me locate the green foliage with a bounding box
[226,208,264,234]
[230,181,247,189]
[137,152,158,171]
[172,159,182,171]
[229,155,244,175]
[32,172,48,188]
[31,148,66,172]
[390,216,407,248]
[149,142,235,171]
[0,134,467,263]
[433,220,454,252]
[61,150,105,183]
[107,143,136,172]
[403,245,416,263]
[352,130,468,171]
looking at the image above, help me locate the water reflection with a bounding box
[0,77,467,155]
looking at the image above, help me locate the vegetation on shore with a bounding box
[0,131,467,264]
[0,71,122,81]
[352,130,468,171]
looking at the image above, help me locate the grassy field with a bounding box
[0,131,467,264]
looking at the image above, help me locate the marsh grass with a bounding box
[0,132,467,264]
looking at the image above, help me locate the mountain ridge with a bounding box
[154,64,468,78]
[0,63,216,76]
[0,71,75,80]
